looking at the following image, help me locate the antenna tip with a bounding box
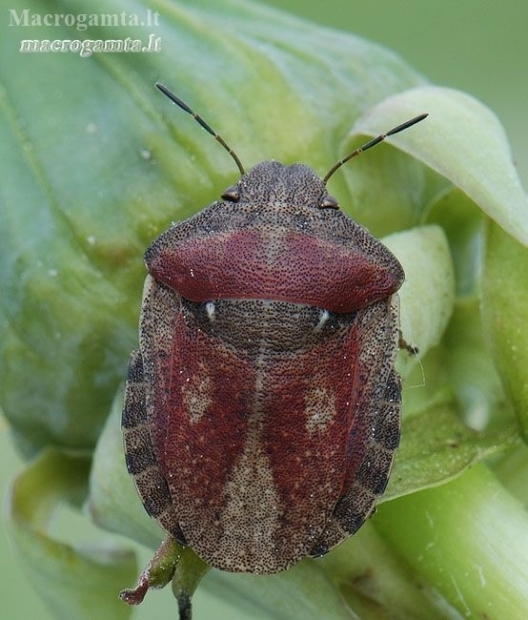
[404,112,429,129]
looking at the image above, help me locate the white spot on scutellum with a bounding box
[305,388,336,434]
[183,370,212,424]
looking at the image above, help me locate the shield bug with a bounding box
[121,83,426,613]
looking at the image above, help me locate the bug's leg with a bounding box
[399,329,419,355]
[120,537,181,605]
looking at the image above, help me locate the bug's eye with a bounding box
[320,194,339,209]
[222,185,240,202]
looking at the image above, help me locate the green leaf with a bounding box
[443,296,510,431]
[482,222,528,441]
[205,561,352,620]
[6,450,137,620]
[424,187,485,296]
[382,225,455,370]
[385,401,518,500]
[375,464,528,619]
[493,442,528,506]
[319,523,462,620]
[341,85,528,246]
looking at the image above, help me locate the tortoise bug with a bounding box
[120,83,426,615]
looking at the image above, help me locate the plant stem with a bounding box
[373,463,528,618]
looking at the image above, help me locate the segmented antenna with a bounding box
[323,113,428,184]
[156,83,245,176]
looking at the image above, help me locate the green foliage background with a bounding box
[1,1,527,619]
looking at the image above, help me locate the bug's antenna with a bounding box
[323,113,428,184]
[156,83,245,176]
